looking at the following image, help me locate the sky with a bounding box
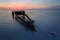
[0,0,60,9]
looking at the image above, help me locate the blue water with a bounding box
[0,10,60,40]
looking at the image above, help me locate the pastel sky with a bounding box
[0,0,60,9]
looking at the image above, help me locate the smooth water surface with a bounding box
[0,10,60,40]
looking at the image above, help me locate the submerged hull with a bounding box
[15,14,34,27]
[12,10,35,28]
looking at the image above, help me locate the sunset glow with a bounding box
[0,3,47,9]
[0,0,60,10]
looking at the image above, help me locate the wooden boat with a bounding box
[12,10,35,27]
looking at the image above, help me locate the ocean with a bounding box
[0,10,60,40]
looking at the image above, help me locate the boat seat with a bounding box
[15,11,25,15]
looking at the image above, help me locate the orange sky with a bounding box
[0,0,60,10]
[0,3,47,9]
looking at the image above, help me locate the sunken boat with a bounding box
[12,10,35,28]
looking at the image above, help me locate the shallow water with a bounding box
[0,10,60,40]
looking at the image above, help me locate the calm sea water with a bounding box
[0,10,60,40]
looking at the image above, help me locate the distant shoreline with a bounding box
[0,9,60,11]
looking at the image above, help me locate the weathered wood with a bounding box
[12,10,35,26]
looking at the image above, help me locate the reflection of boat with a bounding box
[12,10,36,31]
[15,17,36,31]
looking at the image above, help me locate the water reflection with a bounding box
[0,10,60,40]
[12,13,36,32]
